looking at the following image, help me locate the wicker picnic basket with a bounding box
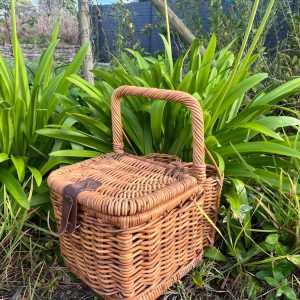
[48,86,223,300]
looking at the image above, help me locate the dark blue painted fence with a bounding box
[91,0,295,62]
[91,0,212,62]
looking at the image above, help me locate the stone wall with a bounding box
[0,44,80,63]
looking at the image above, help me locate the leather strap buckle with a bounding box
[57,178,101,235]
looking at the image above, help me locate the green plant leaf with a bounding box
[1,108,14,153]
[11,154,25,182]
[0,168,29,209]
[39,157,76,176]
[172,55,184,86]
[235,122,284,141]
[32,40,59,99]
[256,269,272,280]
[160,34,173,75]
[195,34,217,93]
[50,150,100,157]
[282,285,297,300]
[213,151,225,174]
[225,191,242,220]
[126,48,149,70]
[28,166,42,187]
[255,116,300,129]
[69,113,111,137]
[272,269,284,282]
[265,234,280,245]
[121,52,139,76]
[67,74,102,99]
[263,276,278,287]
[231,178,252,247]
[30,191,50,206]
[44,19,60,87]
[0,153,9,163]
[212,73,268,118]
[192,271,205,288]
[204,246,227,262]
[218,142,300,159]
[56,43,89,94]
[37,128,111,152]
[287,255,300,268]
[168,121,191,155]
[151,100,166,143]
[92,69,122,87]
[251,78,300,107]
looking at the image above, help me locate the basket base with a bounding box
[64,249,203,300]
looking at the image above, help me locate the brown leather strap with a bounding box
[58,179,102,235]
[57,193,75,235]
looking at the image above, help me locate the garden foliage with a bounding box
[0,0,88,210]
[37,2,300,296]
[40,38,300,194]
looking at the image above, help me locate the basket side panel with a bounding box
[51,191,207,299]
[202,177,222,247]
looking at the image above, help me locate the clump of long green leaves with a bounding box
[198,165,300,299]
[39,0,299,193]
[0,0,88,210]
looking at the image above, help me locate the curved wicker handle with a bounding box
[111,85,206,182]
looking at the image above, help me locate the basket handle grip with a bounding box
[111,85,206,182]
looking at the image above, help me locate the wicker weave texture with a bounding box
[51,179,209,300]
[111,86,206,183]
[49,86,223,299]
[48,153,200,228]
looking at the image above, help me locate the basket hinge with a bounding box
[57,178,101,235]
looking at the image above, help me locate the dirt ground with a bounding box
[0,273,232,300]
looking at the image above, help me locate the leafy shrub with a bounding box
[265,0,300,113]
[40,33,300,191]
[38,33,300,299]
[0,1,88,210]
[37,4,300,295]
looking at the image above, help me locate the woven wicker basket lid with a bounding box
[48,152,200,223]
[48,85,208,228]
